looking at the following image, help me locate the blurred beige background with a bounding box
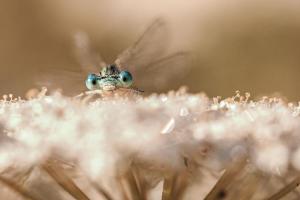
[1,0,300,100]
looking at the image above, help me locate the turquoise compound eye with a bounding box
[85,73,99,90]
[119,71,133,87]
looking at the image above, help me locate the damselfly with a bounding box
[40,19,189,94]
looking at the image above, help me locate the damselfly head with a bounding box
[85,65,133,91]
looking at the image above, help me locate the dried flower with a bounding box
[0,88,300,199]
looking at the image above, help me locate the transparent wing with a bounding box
[35,69,87,95]
[73,31,106,73]
[133,51,191,92]
[115,18,169,75]
[35,32,106,94]
[115,18,190,91]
